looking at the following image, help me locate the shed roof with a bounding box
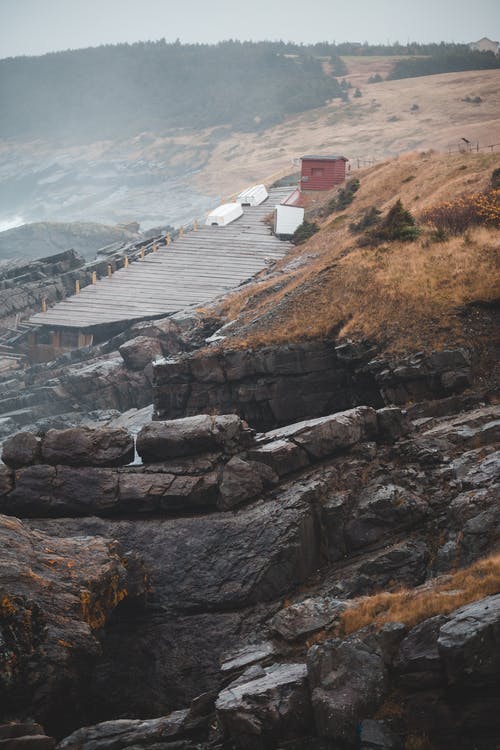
[301,155,348,161]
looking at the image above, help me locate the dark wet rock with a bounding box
[0,464,14,497]
[395,616,447,688]
[58,709,204,750]
[367,349,472,405]
[450,448,500,489]
[1,465,119,517]
[0,514,147,735]
[215,662,311,748]
[220,642,279,678]
[269,597,346,643]
[40,427,134,467]
[360,719,400,749]
[344,482,428,550]
[438,594,500,685]
[1,433,42,469]
[0,737,55,750]
[421,406,500,448]
[119,470,220,513]
[153,340,379,430]
[136,415,253,462]
[119,336,163,371]
[0,724,55,750]
[265,406,378,460]
[307,637,386,743]
[376,407,412,443]
[246,439,310,478]
[218,457,277,511]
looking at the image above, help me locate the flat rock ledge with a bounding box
[0,406,409,517]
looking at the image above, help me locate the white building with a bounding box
[469,37,500,54]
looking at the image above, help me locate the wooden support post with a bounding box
[41,296,47,313]
[166,234,171,245]
[140,247,145,259]
[124,256,129,268]
[75,279,80,295]
[107,264,112,278]
[91,271,97,284]
[153,241,158,253]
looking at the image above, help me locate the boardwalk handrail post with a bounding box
[153,241,158,253]
[140,247,145,259]
[125,256,129,269]
[75,280,80,295]
[107,264,112,278]
[92,271,97,284]
[41,296,47,313]
[166,234,171,245]
[179,226,184,237]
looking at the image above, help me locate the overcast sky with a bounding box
[0,0,498,58]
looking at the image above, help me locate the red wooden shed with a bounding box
[300,155,348,191]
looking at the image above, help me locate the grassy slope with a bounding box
[214,150,499,372]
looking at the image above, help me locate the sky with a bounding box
[0,0,499,58]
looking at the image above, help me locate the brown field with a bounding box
[193,67,500,197]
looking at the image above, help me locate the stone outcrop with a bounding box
[0,342,498,750]
[0,514,148,734]
[0,408,402,517]
[215,663,311,748]
[152,342,473,430]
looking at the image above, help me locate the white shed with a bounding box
[206,202,244,227]
[274,204,304,236]
[237,184,269,206]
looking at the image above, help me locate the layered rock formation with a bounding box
[0,390,498,747]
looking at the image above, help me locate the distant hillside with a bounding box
[0,40,346,142]
[0,221,143,262]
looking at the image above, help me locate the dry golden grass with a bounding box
[217,151,500,357]
[339,552,500,635]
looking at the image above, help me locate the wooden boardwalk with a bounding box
[30,188,293,330]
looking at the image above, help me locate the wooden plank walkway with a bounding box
[30,188,293,329]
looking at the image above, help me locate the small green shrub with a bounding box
[360,200,420,245]
[349,206,382,232]
[354,88,362,98]
[327,178,360,213]
[292,220,319,245]
[368,73,383,83]
[491,168,500,189]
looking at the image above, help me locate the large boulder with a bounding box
[136,414,254,462]
[265,406,378,461]
[1,432,42,468]
[1,465,119,517]
[395,615,447,688]
[40,427,134,467]
[118,335,163,371]
[344,482,428,550]
[215,662,311,748]
[307,637,386,743]
[58,708,205,750]
[438,594,500,685]
[269,597,346,643]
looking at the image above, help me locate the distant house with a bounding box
[469,37,500,54]
[299,155,348,191]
